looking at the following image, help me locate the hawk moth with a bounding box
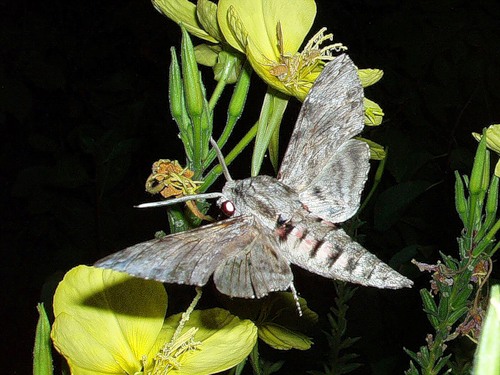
[95,54,413,299]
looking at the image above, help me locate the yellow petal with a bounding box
[217,0,316,58]
[52,266,167,373]
[52,313,133,374]
[159,308,257,375]
[358,68,383,88]
[152,0,218,43]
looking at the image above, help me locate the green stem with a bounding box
[206,60,252,166]
[200,122,258,192]
[207,54,237,112]
[475,218,500,257]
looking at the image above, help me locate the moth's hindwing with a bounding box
[299,139,370,223]
[95,216,293,298]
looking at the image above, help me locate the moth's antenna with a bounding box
[135,192,223,208]
[210,138,233,182]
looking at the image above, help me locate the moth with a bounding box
[95,54,413,301]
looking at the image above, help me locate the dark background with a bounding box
[2,0,500,373]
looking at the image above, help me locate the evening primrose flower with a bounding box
[51,266,257,375]
[217,0,346,100]
[473,124,500,177]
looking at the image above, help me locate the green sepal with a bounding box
[258,323,313,350]
[213,50,242,84]
[470,129,488,196]
[181,26,204,118]
[196,0,223,41]
[473,285,500,375]
[251,89,289,176]
[194,43,220,67]
[169,47,193,159]
[485,175,499,230]
[33,303,53,375]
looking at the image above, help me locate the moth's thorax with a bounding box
[219,175,302,228]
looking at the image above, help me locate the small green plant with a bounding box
[405,131,498,374]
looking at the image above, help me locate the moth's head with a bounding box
[217,180,239,217]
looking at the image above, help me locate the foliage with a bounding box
[405,133,498,374]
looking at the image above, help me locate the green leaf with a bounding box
[420,289,440,328]
[33,303,53,375]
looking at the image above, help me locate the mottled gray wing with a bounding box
[95,216,293,298]
[298,139,370,223]
[213,228,293,298]
[278,54,364,193]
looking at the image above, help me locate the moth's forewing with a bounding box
[95,217,248,286]
[278,54,365,194]
[95,215,294,298]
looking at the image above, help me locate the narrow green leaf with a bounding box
[433,354,452,373]
[452,284,473,309]
[437,295,450,321]
[420,289,440,328]
[447,306,468,326]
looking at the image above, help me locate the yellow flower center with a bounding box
[267,24,347,92]
[150,328,202,374]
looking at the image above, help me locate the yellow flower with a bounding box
[51,266,257,375]
[156,309,257,374]
[217,0,346,100]
[473,124,500,177]
[51,266,166,374]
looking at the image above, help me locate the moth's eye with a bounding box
[221,200,236,217]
